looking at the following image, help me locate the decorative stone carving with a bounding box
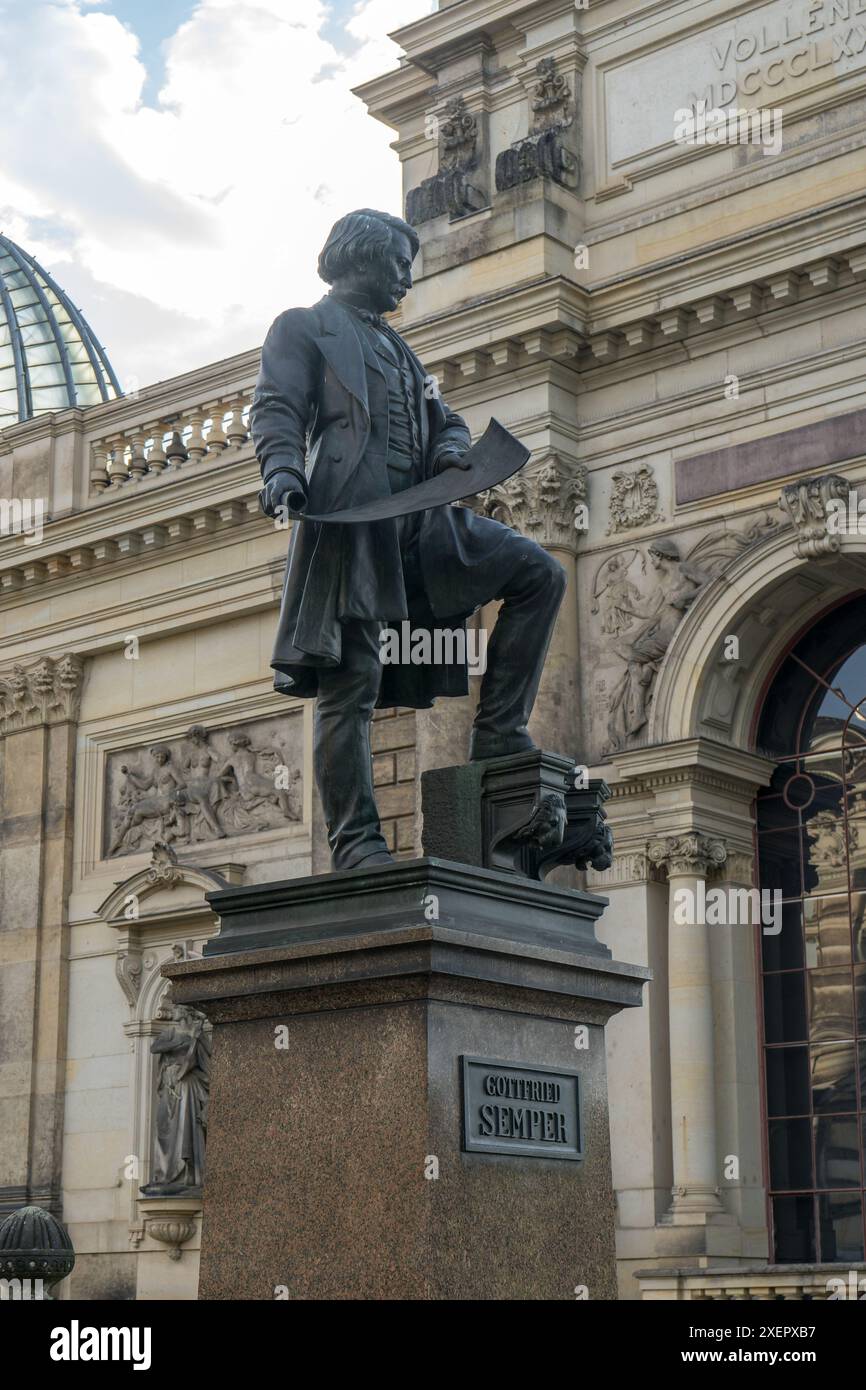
[116,950,143,1007]
[606,464,663,534]
[146,842,184,888]
[141,1001,211,1197]
[407,96,486,225]
[807,809,857,867]
[647,834,728,878]
[105,715,302,858]
[473,455,588,550]
[598,515,782,752]
[0,653,84,733]
[136,1194,200,1262]
[531,56,573,131]
[778,473,850,558]
[495,57,578,192]
[440,95,478,170]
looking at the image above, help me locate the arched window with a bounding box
[756,594,866,1263]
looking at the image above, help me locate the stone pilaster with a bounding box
[0,653,84,1216]
[647,833,732,1230]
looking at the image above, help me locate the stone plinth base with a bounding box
[164,858,648,1300]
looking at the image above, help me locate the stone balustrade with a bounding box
[637,1264,866,1300]
[89,394,254,494]
[79,348,261,498]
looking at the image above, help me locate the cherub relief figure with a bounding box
[109,744,189,854]
[178,725,226,841]
[216,730,298,828]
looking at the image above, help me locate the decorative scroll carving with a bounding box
[0,653,84,733]
[647,833,728,878]
[606,463,663,534]
[531,56,573,131]
[495,57,578,192]
[105,716,302,858]
[489,779,613,881]
[407,96,487,225]
[597,515,781,752]
[440,95,478,169]
[778,473,850,558]
[472,455,588,550]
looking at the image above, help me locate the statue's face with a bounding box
[344,228,415,314]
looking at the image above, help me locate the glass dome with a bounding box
[0,233,121,431]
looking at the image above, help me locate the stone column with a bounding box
[648,832,730,1227]
[0,654,84,1217]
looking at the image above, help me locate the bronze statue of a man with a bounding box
[250,208,566,870]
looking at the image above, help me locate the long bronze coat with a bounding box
[250,294,515,707]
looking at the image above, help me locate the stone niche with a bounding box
[103,714,303,860]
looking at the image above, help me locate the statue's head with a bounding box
[648,537,679,570]
[318,208,420,314]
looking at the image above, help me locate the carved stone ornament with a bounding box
[141,1000,211,1197]
[778,473,850,558]
[440,95,478,170]
[597,514,782,752]
[647,834,728,878]
[495,57,577,192]
[407,95,487,225]
[105,716,302,859]
[0,653,84,734]
[472,454,588,550]
[606,463,663,534]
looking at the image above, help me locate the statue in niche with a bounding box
[142,1001,211,1195]
[216,730,300,829]
[178,725,226,841]
[109,744,190,855]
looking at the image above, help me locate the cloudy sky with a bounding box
[0,0,435,392]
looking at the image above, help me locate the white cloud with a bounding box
[0,0,435,387]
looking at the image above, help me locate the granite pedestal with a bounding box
[164,848,648,1301]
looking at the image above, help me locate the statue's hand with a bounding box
[433,451,471,477]
[259,470,307,519]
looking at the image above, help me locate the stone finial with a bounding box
[0,1204,75,1298]
[778,473,849,558]
[647,834,727,878]
[0,652,84,734]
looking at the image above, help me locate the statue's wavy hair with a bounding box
[317,208,419,285]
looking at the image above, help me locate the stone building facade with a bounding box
[2,0,866,1298]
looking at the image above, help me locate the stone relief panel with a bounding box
[104,714,303,859]
[606,464,664,534]
[590,515,781,755]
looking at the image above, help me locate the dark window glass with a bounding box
[769,1117,813,1190]
[766,1047,810,1118]
[764,972,807,1045]
[818,1193,864,1262]
[772,1195,815,1263]
[757,603,866,1264]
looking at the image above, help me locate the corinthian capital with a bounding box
[647,833,727,878]
[0,653,84,734]
[477,453,588,550]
